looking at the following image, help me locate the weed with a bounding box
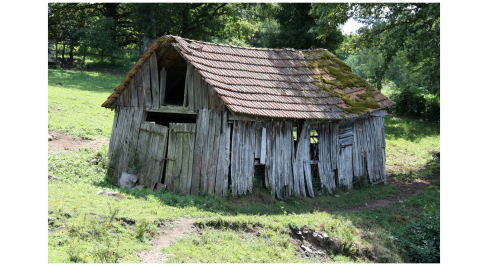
[66,237,86,263]
[93,235,121,263]
[135,219,158,242]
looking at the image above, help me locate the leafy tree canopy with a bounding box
[310,3,440,94]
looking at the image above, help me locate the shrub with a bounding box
[389,87,439,123]
[394,215,440,263]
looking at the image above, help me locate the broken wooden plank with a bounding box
[159,67,166,106]
[149,53,160,109]
[142,60,152,109]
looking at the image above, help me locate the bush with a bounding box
[389,87,439,123]
[394,215,440,263]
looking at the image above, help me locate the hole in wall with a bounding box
[145,111,196,127]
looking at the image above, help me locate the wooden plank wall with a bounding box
[191,109,231,196]
[107,53,387,196]
[337,124,354,189]
[185,64,224,111]
[107,58,161,185]
[230,120,256,197]
[317,123,337,194]
[352,110,387,184]
[108,68,146,184]
[293,122,314,197]
[263,121,295,198]
[314,111,387,194]
[164,123,196,194]
[137,122,169,189]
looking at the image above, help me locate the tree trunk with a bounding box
[55,42,58,60]
[104,3,119,45]
[69,44,74,64]
[110,50,115,64]
[62,43,66,60]
[101,49,104,63]
[82,47,87,66]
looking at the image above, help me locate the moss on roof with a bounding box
[304,50,380,114]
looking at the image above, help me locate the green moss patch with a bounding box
[303,50,380,114]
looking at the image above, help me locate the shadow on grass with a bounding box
[48,69,124,94]
[384,115,440,142]
[92,156,439,217]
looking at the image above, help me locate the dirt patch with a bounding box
[288,226,376,262]
[289,227,332,262]
[140,218,198,263]
[48,131,108,153]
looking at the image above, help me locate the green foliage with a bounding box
[82,16,119,63]
[311,3,440,94]
[393,187,440,263]
[389,87,440,123]
[250,3,344,51]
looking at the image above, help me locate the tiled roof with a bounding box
[102,35,394,120]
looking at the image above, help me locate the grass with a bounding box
[48,69,440,263]
[48,69,123,139]
[385,115,440,180]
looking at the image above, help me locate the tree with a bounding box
[250,3,343,51]
[128,3,239,49]
[310,3,440,93]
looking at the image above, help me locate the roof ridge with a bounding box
[179,36,330,53]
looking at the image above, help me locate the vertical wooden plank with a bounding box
[247,121,256,194]
[178,126,190,194]
[224,121,231,195]
[122,86,130,107]
[202,110,215,192]
[149,53,160,109]
[230,120,238,197]
[191,110,205,194]
[186,124,196,194]
[108,109,119,161]
[136,69,145,108]
[186,64,194,111]
[164,124,177,190]
[159,67,166,106]
[215,112,228,196]
[193,69,201,110]
[207,110,221,194]
[130,76,138,107]
[260,127,267,164]
[156,125,169,186]
[142,61,152,109]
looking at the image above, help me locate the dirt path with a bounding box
[140,218,198,263]
[48,131,108,153]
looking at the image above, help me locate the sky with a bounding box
[341,18,365,35]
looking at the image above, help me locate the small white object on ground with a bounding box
[119,172,138,188]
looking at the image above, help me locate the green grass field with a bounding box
[48,69,440,263]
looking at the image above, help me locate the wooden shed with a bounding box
[102,35,395,198]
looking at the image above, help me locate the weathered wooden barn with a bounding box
[102,35,395,198]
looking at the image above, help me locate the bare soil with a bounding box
[48,131,108,153]
[140,218,199,263]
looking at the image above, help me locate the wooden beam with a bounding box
[146,105,197,116]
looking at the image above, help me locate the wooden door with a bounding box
[164,123,196,195]
[337,123,354,189]
[136,122,169,189]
